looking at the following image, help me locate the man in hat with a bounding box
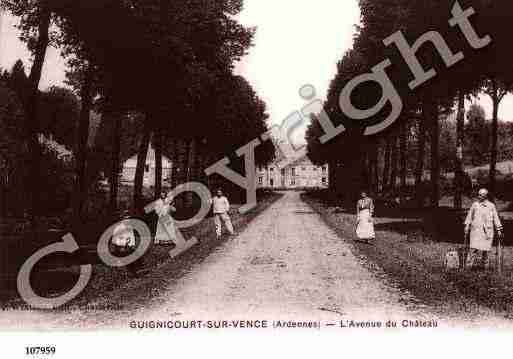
[211,189,235,239]
[464,188,503,269]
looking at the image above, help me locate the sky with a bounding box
[0,13,67,88]
[234,0,360,127]
[1,1,512,133]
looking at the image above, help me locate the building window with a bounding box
[270,178,274,187]
[291,167,296,176]
[322,177,327,184]
[322,166,327,173]
[291,178,296,186]
[301,167,306,171]
[258,177,263,185]
[270,167,274,172]
[145,164,150,173]
[281,169,286,176]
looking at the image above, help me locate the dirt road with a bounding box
[2,192,511,330]
[123,191,430,325]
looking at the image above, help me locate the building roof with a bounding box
[280,155,315,168]
[124,142,172,167]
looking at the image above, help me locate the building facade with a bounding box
[121,143,173,187]
[257,156,328,189]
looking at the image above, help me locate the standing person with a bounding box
[155,192,177,245]
[356,191,375,244]
[464,188,503,269]
[211,189,235,239]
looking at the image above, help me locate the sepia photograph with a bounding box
[1,0,513,357]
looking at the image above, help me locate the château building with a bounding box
[257,156,329,189]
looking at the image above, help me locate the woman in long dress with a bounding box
[356,191,375,244]
[155,192,177,245]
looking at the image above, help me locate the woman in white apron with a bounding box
[356,191,375,244]
[155,192,177,245]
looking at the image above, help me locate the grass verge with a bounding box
[1,192,283,311]
[302,191,513,320]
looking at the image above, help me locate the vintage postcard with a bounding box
[1,0,513,357]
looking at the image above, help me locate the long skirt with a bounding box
[356,209,375,240]
[155,216,177,244]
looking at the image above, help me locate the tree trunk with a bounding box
[489,79,499,197]
[25,4,51,220]
[369,143,379,194]
[74,64,94,220]
[415,117,427,208]
[109,112,122,213]
[400,121,408,204]
[173,138,188,207]
[329,159,342,203]
[382,137,392,192]
[205,151,217,192]
[185,138,197,207]
[373,145,380,194]
[389,136,398,193]
[454,91,465,209]
[133,122,151,211]
[154,128,163,199]
[328,159,336,195]
[178,139,188,186]
[196,139,209,186]
[362,152,370,192]
[169,137,178,190]
[427,100,440,209]
[351,146,367,206]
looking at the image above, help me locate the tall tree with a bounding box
[465,103,489,166]
[484,78,511,196]
[133,122,151,211]
[2,0,52,218]
[382,137,392,192]
[0,80,26,216]
[427,100,440,209]
[109,112,122,212]
[73,63,95,219]
[414,117,427,208]
[6,60,30,107]
[154,127,163,200]
[38,85,80,148]
[474,0,513,196]
[399,121,408,204]
[454,91,465,209]
[389,135,399,193]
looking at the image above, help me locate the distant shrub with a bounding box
[473,169,489,186]
[495,174,513,201]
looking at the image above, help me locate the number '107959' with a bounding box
[25,346,56,356]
